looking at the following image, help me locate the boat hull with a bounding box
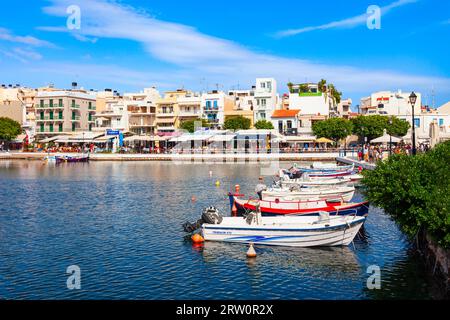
[229,194,369,217]
[202,217,365,247]
[263,188,355,203]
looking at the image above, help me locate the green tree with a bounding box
[287,82,294,94]
[224,116,251,131]
[328,83,342,105]
[179,118,210,133]
[254,120,274,130]
[312,118,353,144]
[0,117,22,141]
[362,141,450,248]
[387,116,411,137]
[299,84,309,93]
[318,79,327,93]
[351,115,410,141]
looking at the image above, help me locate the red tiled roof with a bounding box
[271,109,300,118]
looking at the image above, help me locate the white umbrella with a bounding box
[371,129,402,144]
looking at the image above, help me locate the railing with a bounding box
[71,116,81,121]
[71,104,81,109]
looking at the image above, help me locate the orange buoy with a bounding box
[247,243,257,258]
[232,201,238,217]
[235,184,241,193]
[191,196,197,202]
[191,233,205,244]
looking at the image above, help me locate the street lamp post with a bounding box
[388,117,393,156]
[409,92,417,156]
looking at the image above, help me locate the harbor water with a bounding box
[0,161,434,299]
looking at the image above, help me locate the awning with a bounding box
[13,134,27,143]
[209,134,236,142]
[124,136,153,142]
[72,132,104,140]
[283,136,316,143]
[40,136,63,143]
[316,137,334,144]
[94,136,115,142]
[170,136,190,143]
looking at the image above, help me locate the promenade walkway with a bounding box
[1,152,340,162]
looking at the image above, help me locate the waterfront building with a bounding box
[155,89,188,134]
[227,89,255,111]
[201,90,235,127]
[177,92,202,125]
[254,78,279,122]
[288,83,334,116]
[93,95,129,133]
[95,89,117,113]
[271,109,300,135]
[337,99,352,119]
[287,83,334,137]
[35,84,96,139]
[125,87,160,136]
[360,90,422,116]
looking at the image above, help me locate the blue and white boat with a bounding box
[201,209,365,248]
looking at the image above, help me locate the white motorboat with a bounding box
[280,176,352,188]
[263,186,356,203]
[199,207,365,248]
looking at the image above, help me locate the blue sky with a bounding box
[0,0,449,107]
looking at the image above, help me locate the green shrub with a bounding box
[362,141,450,248]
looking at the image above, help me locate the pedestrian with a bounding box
[255,177,267,200]
[363,145,369,162]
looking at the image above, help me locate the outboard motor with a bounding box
[182,207,223,233]
[201,207,223,225]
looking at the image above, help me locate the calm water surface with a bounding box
[0,161,433,299]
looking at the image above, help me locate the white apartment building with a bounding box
[288,83,333,116]
[287,83,334,136]
[227,89,255,111]
[94,96,129,133]
[254,78,279,122]
[124,87,160,136]
[177,92,202,124]
[337,99,352,119]
[360,90,422,116]
[201,91,235,127]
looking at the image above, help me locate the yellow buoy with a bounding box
[215,180,220,187]
[247,243,257,258]
[191,233,205,244]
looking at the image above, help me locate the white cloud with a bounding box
[33,0,450,99]
[13,48,43,60]
[275,0,418,37]
[0,27,55,47]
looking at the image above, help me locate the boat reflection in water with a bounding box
[195,241,362,278]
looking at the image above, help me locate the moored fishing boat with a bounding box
[280,176,353,188]
[55,154,90,164]
[228,193,369,217]
[185,207,366,248]
[263,185,356,203]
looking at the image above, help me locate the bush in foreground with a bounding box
[362,140,450,248]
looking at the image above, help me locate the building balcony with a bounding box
[179,112,201,117]
[130,123,155,128]
[157,126,176,131]
[70,104,81,109]
[157,112,176,117]
[71,116,81,121]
